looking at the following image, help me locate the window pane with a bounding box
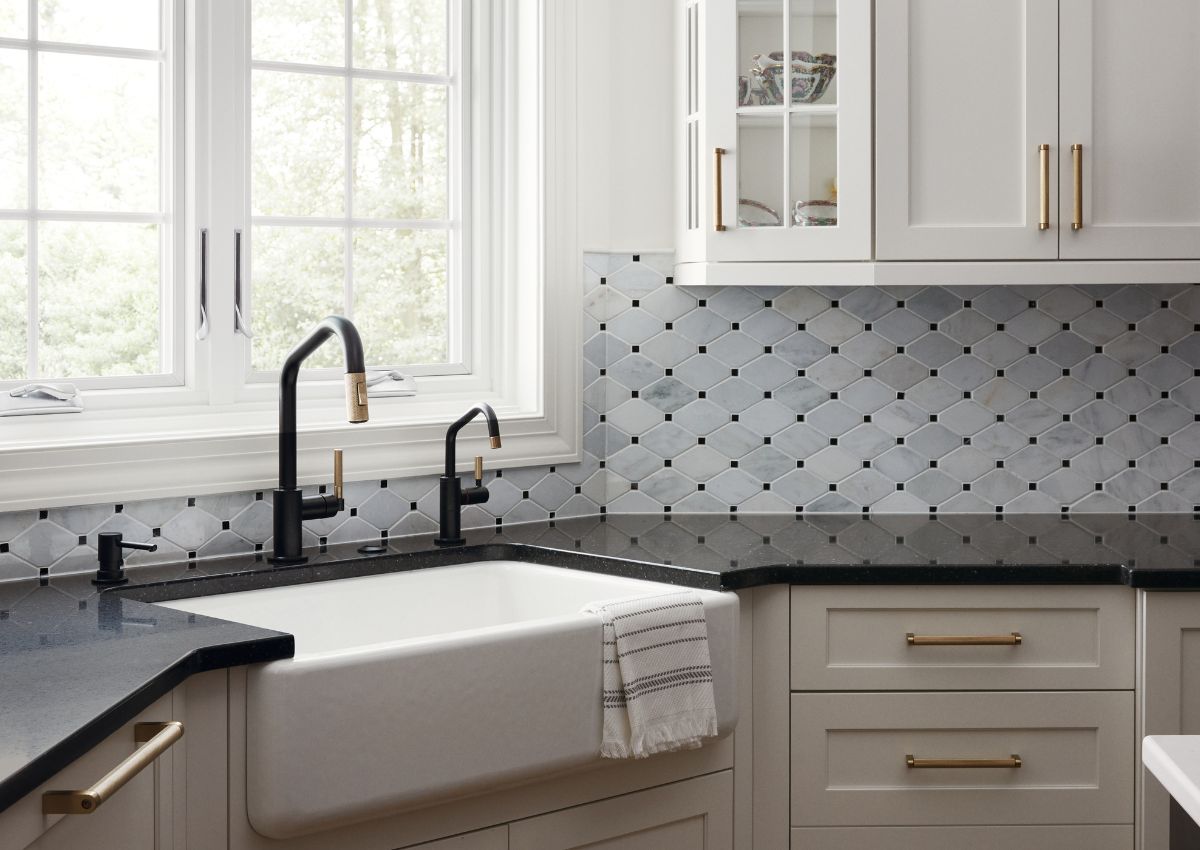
[353,0,446,75]
[0,0,24,38]
[251,226,345,372]
[39,0,158,50]
[38,222,160,378]
[353,79,446,220]
[0,49,27,209]
[353,227,447,366]
[0,222,27,380]
[252,70,345,217]
[252,0,344,67]
[39,53,160,213]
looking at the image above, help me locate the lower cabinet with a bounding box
[790,824,1135,849]
[791,691,1134,827]
[0,692,181,850]
[509,772,732,850]
[409,828,508,850]
[1139,591,1200,850]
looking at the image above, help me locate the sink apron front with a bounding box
[245,615,602,839]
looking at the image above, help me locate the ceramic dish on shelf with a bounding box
[739,199,782,227]
[793,199,837,227]
[762,50,837,104]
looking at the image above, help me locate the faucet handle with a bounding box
[333,449,344,500]
[474,455,484,486]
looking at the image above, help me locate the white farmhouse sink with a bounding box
[158,561,738,838]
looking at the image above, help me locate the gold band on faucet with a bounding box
[345,372,369,423]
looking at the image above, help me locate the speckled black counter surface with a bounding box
[4,511,1200,813]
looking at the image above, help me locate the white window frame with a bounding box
[0,0,186,392]
[0,0,580,512]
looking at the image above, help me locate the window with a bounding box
[246,0,465,378]
[0,0,180,387]
[1,0,581,511]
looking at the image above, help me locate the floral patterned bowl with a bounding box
[764,51,837,104]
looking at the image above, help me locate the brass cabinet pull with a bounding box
[907,754,1022,769]
[1072,144,1083,230]
[713,147,727,232]
[43,722,184,815]
[1038,144,1051,230]
[906,632,1022,646]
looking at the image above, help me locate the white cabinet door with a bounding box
[1059,0,1200,259]
[1138,591,1200,850]
[677,0,872,279]
[509,771,732,850]
[876,0,1059,260]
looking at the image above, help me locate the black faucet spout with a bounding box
[435,402,502,547]
[272,316,369,565]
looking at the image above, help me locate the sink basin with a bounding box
[158,561,739,838]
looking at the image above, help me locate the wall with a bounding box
[577,0,675,252]
[3,253,1197,583]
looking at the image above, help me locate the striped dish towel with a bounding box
[583,590,718,759]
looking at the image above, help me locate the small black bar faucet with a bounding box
[435,403,502,546]
[272,316,370,565]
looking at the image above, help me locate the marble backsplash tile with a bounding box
[1,253,1197,580]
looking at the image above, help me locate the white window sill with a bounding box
[0,383,581,512]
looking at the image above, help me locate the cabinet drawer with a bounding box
[790,585,1134,691]
[791,824,1133,850]
[0,693,177,850]
[790,691,1133,827]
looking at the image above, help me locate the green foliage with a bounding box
[37,222,159,378]
[249,0,452,372]
[0,223,27,380]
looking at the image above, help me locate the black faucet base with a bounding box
[433,536,466,547]
[268,554,309,566]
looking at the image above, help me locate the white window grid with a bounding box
[243,0,470,383]
[0,0,183,390]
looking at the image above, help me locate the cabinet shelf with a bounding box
[737,105,837,129]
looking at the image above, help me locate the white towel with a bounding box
[583,590,719,759]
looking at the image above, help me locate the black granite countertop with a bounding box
[4,511,1200,814]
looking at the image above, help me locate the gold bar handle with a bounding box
[1038,144,1051,230]
[474,455,484,486]
[713,147,727,232]
[43,722,184,815]
[1072,144,1083,230]
[333,449,344,501]
[907,632,1022,646]
[907,754,1022,769]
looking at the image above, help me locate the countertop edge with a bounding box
[0,632,293,813]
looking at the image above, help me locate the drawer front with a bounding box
[791,585,1134,691]
[790,691,1133,827]
[791,824,1133,850]
[0,693,175,850]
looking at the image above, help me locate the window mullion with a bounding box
[26,0,37,380]
[343,0,353,322]
[202,0,247,406]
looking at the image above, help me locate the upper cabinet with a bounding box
[877,0,1200,263]
[676,0,873,285]
[1058,0,1200,259]
[677,0,1200,284]
[875,0,1058,260]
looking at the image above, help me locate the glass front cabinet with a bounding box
[676,0,871,286]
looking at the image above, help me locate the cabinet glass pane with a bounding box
[790,1,837,106]
[737,0,783,107]
[790,113,837,227]
[738,114,784,227]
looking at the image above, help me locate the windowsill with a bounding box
[1,386,581,512]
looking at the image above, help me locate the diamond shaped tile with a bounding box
[707,422,761,458]
[709,332,764,367]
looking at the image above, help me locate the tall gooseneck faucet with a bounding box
[272,316,370,565]
[435,403,502,546]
